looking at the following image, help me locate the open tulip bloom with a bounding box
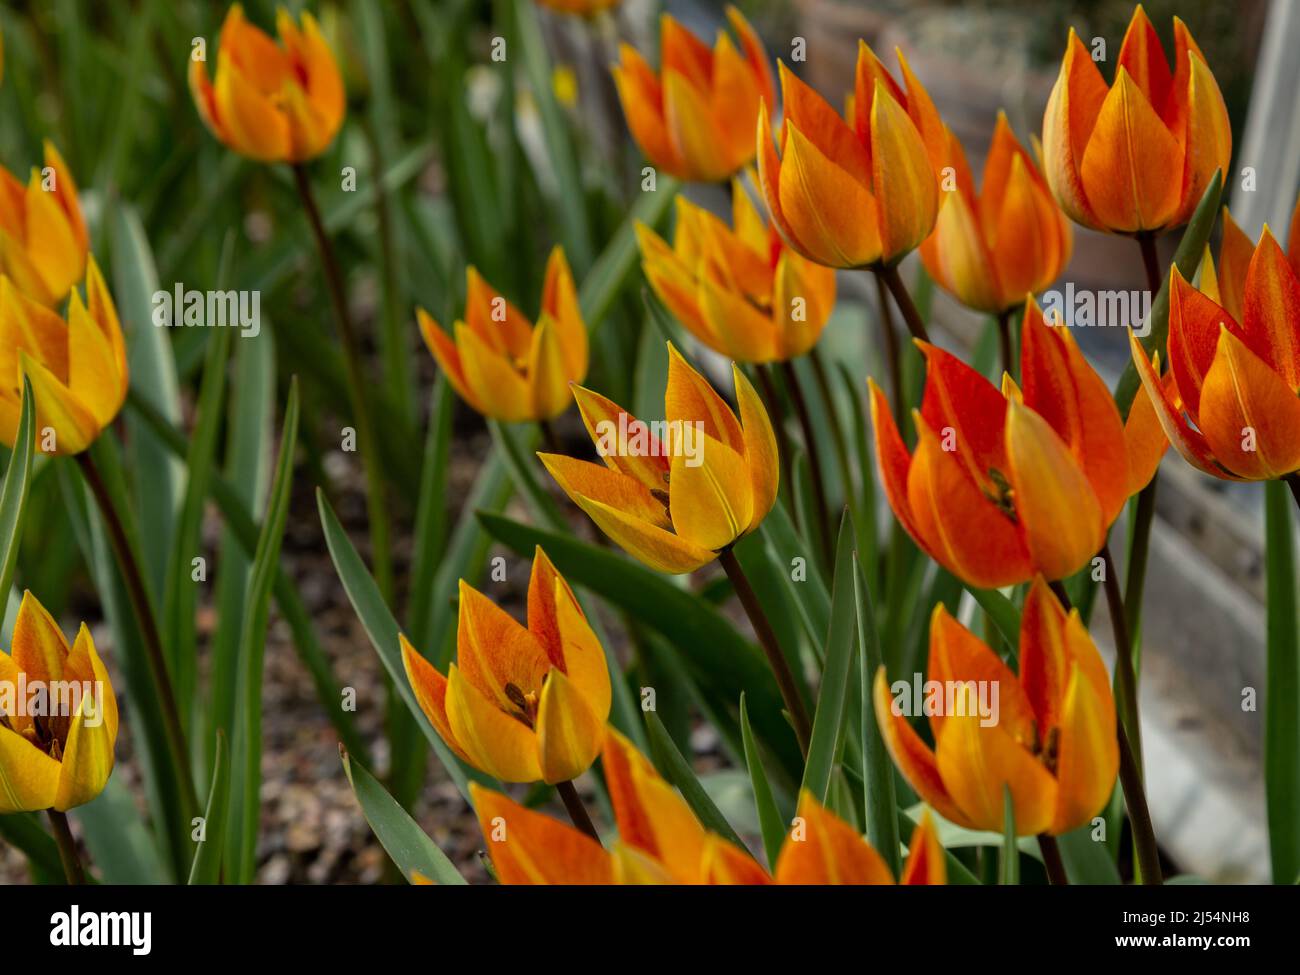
[400,547,611,785]
[1042,5,1230,235]
[1133,226,1300,481]
[539,343,778,574]
[417,248,588,423]
[872,297,1165,588]
[612,8,773,183]
[0,141,87,307]
[637,175,836,363]
[469,729,945,885]
[189,3,345,163]
[0,259,127,455]
[0,592,118,813]
[876,578,1118,836]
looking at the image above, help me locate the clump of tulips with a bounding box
[2,0,1293,902]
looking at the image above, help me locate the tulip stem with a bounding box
[1036,834,1068,885]
[47,810,85,885]
[292,163,394,605]
[718,547,812,756]
[875,264,931,344]
[779,360,834,568]
[1283,472,1300,513]
[74,452,199,819]
[555,780,600,841]
[1123,479,1158,651]
[1100,543,1163,885]
[1136,232,1162,297]
[871,271,905,419]
[996,308,1014,380]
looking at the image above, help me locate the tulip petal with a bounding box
[1004,399,1105,580]
[53,648,116,811]
[869,379,926,554]
[665,343,744,451]
[536,669,604,784]
[551,579,612,722]
[920,183,1001,313]
[697,274,777,362]
[213,50,290,161]
[1217,206,1253,322]
[870,78,939,262]
[1050,663,1120,834]
[571,384,671,492]
[23,166,84,302]
[778,61,870,186]
[1124,377,1170,495]
[445,665,543,783]
[734,363,779,529]
[917,342,1009,494]
[527,317,572,421]
[669,432,753,552]
[12,590,68,688]
[873,667,975,829]
[67,291,123,427]
[1041,29,1108,229]
[773,251,834,358]
[935,711,1057,835]
[778,120,881,268]
[899,812,946,885]
[0,723,60,813]
[454,321,533,423]
[456,581,551,711]
[417,309,481,413]
[710,34,763,174]
[1079,68,1182,233]
[1199,325,1300,479]
[663,70,730,182]
[540,247,588,382]
[399,635,473,765]
[1173,43,1232,226]
[1116,5,1173,113]
[1242,227,1300,390]
[612,45,681,176]
[701,834,771,885]
[470,782,612,884]
[464,267,532,359]
[1167,267,1238,421]
[774,790,893,885]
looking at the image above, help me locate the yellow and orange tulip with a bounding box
[0,259,128,456]
[1132,226,1300,481]
[920,114,1072,314]
[637,176,836,362]
[871,298,1160,588]
[0,142,88,307]
[540,342,778,574]
[471,730,945,885]
[756,43,945,270]
[0,592,119,813]
[875,578,1118,836]
[400,547,611,784]
[189,4,345,163]
[1041,6,1230,234]
[612,8,773,183]
[417,248,588,423]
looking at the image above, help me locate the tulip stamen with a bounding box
[1041,727,1061,776]
[984,468,1018,523]
[504,682,539,728]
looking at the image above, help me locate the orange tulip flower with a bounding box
[1041,5,1230,234]
[0,259,128,456]
[417,248,588,423]
[637,175,836,362]
[540,342,778,574]
[471,731,946,885]
[774,792,946,885]
[1204,203,1300,325]
[0,142,88,307]
[536,0,619,15]
[0,592,119,813]
[871,297,1159,588]
[756,43,945,270]
[612,8,773,183]
[400,547,611,784]
[1132,226,1300,481]
[190,4,345,163]
[875,578,1119,835]
[920,114,1072,314]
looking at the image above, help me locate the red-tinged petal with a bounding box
[659,14,712,91]
[1218,206,1253,322]
[920,182,1001,313]
[709,34,763,174]
[772,251,835,358]
[11,591,68,689]
[1049,664,1120,834]
[873,667,975,830]
[454,321,533,422]
[909,412,1032,589]
[416,309,481,414]
[1019,300,1129,522]
[756,102,806,260]
[774,790,894,885]
[701,835,771,885]
[470,783,613,885]
[917,342,1009,494]
[612,46,682,176]
[1128,331,1240,479]
[870,78,939,262]
[926,605,1037,750]
[1041,29,1109,229]
[725,6,774,107]
[869,379,927,555]
[851,40,906,152]
[663,70,730,182]
[1199,325,1300,480]
[536,669,605,784]
[899,812,946,885]
[213,50,290,161]
[1241,227,1300,390]
[1167,265,1239,421]
[1172,44,1232,226]
[540,247,587,383]
[778,120,881,268]
[1117,4,1173,113]
[777,61,871,187]
[1079,67,1182,233]
[895,49,947,176]
[570,384,671,492]
[463,267,532,359]
[698,274,777,362]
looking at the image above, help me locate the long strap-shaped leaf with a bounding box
[0,377,34,635]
